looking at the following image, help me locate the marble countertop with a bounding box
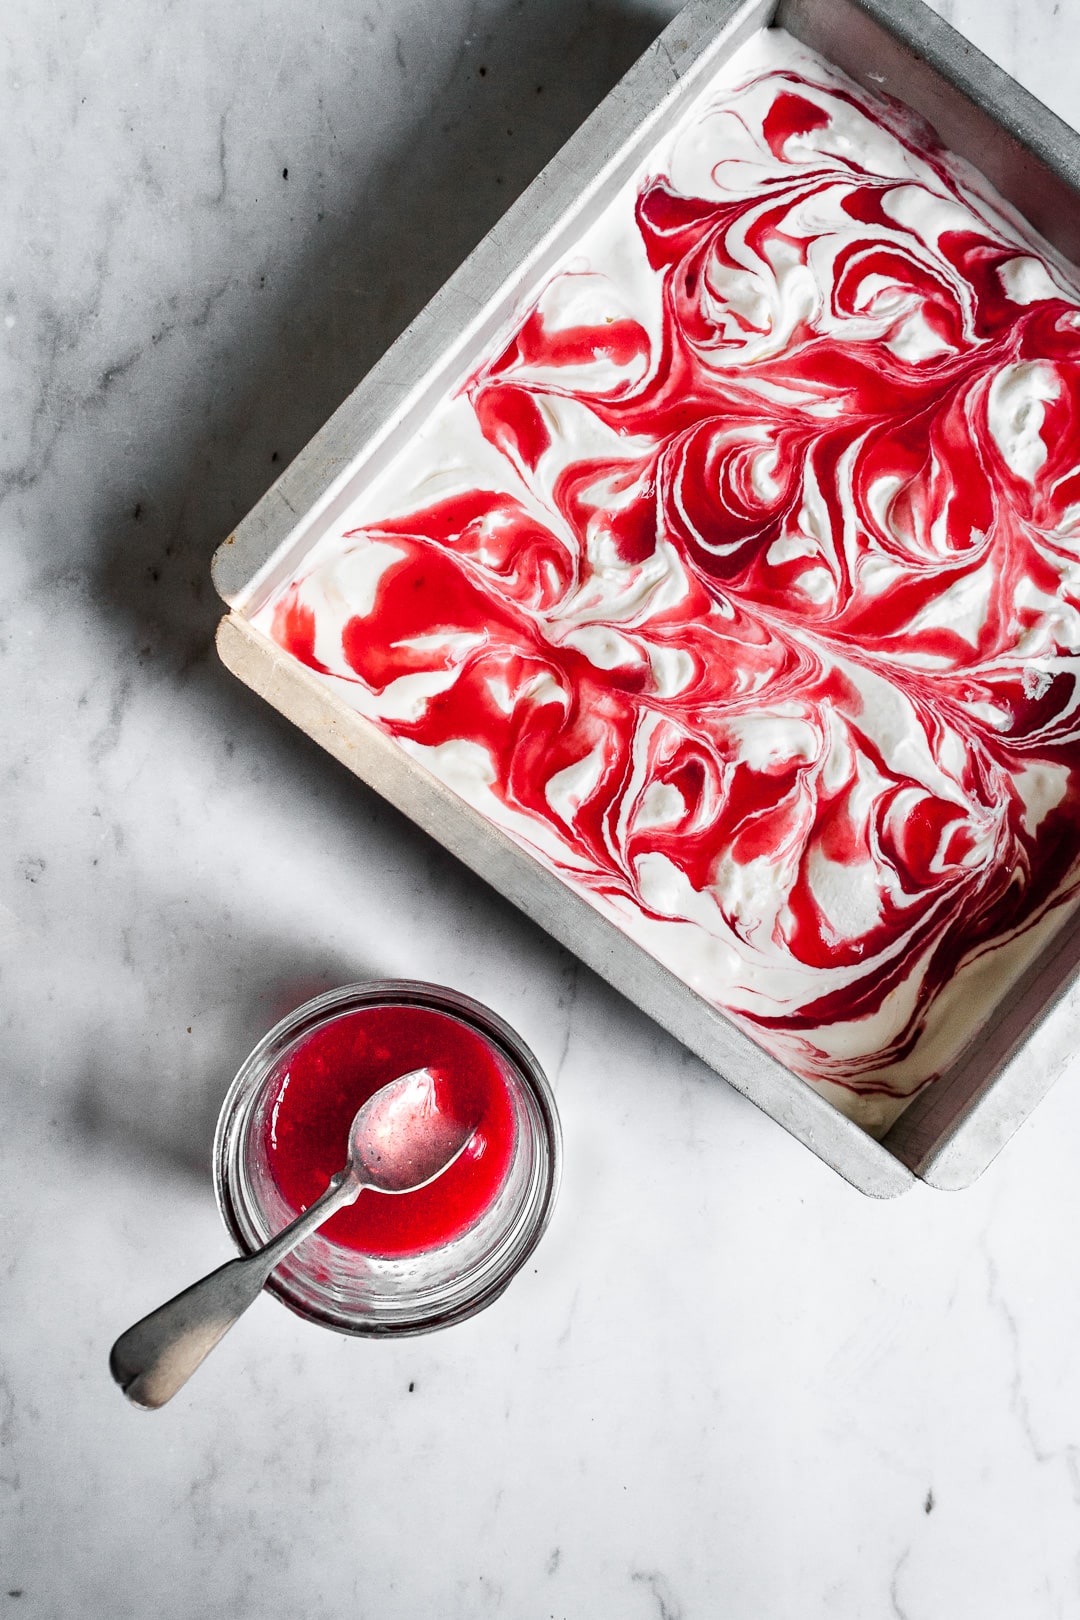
[4,1,1080,1615]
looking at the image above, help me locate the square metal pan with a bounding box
[213,0,1080,1197]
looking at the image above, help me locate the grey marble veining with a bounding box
[3,1,1080,1616]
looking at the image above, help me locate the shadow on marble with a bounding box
[88,0,670,680]
[69,937,373,1180]
[67,0,680,1190]
[76,0,673,980]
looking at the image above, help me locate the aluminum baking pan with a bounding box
[213,0,1080,1196]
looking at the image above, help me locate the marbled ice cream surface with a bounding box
[254,28,1080,1134]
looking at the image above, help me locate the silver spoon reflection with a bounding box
[109,1067,474,1409]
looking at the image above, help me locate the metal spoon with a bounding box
[110,1066,473,1409]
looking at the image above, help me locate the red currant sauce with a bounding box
[264,1004,517,1257]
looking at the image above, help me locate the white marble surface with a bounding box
[3,1,1080,1615]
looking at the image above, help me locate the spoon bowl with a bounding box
[350,1067,475,1193]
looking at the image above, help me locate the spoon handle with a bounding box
[109,1172,359,1409]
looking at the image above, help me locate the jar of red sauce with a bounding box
[214,981,561,1335]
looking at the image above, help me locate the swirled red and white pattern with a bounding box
[256,30,1080,1133]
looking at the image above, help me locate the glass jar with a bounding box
[213,980,561,1336]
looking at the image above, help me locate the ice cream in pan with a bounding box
[253,28,1080,1136]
